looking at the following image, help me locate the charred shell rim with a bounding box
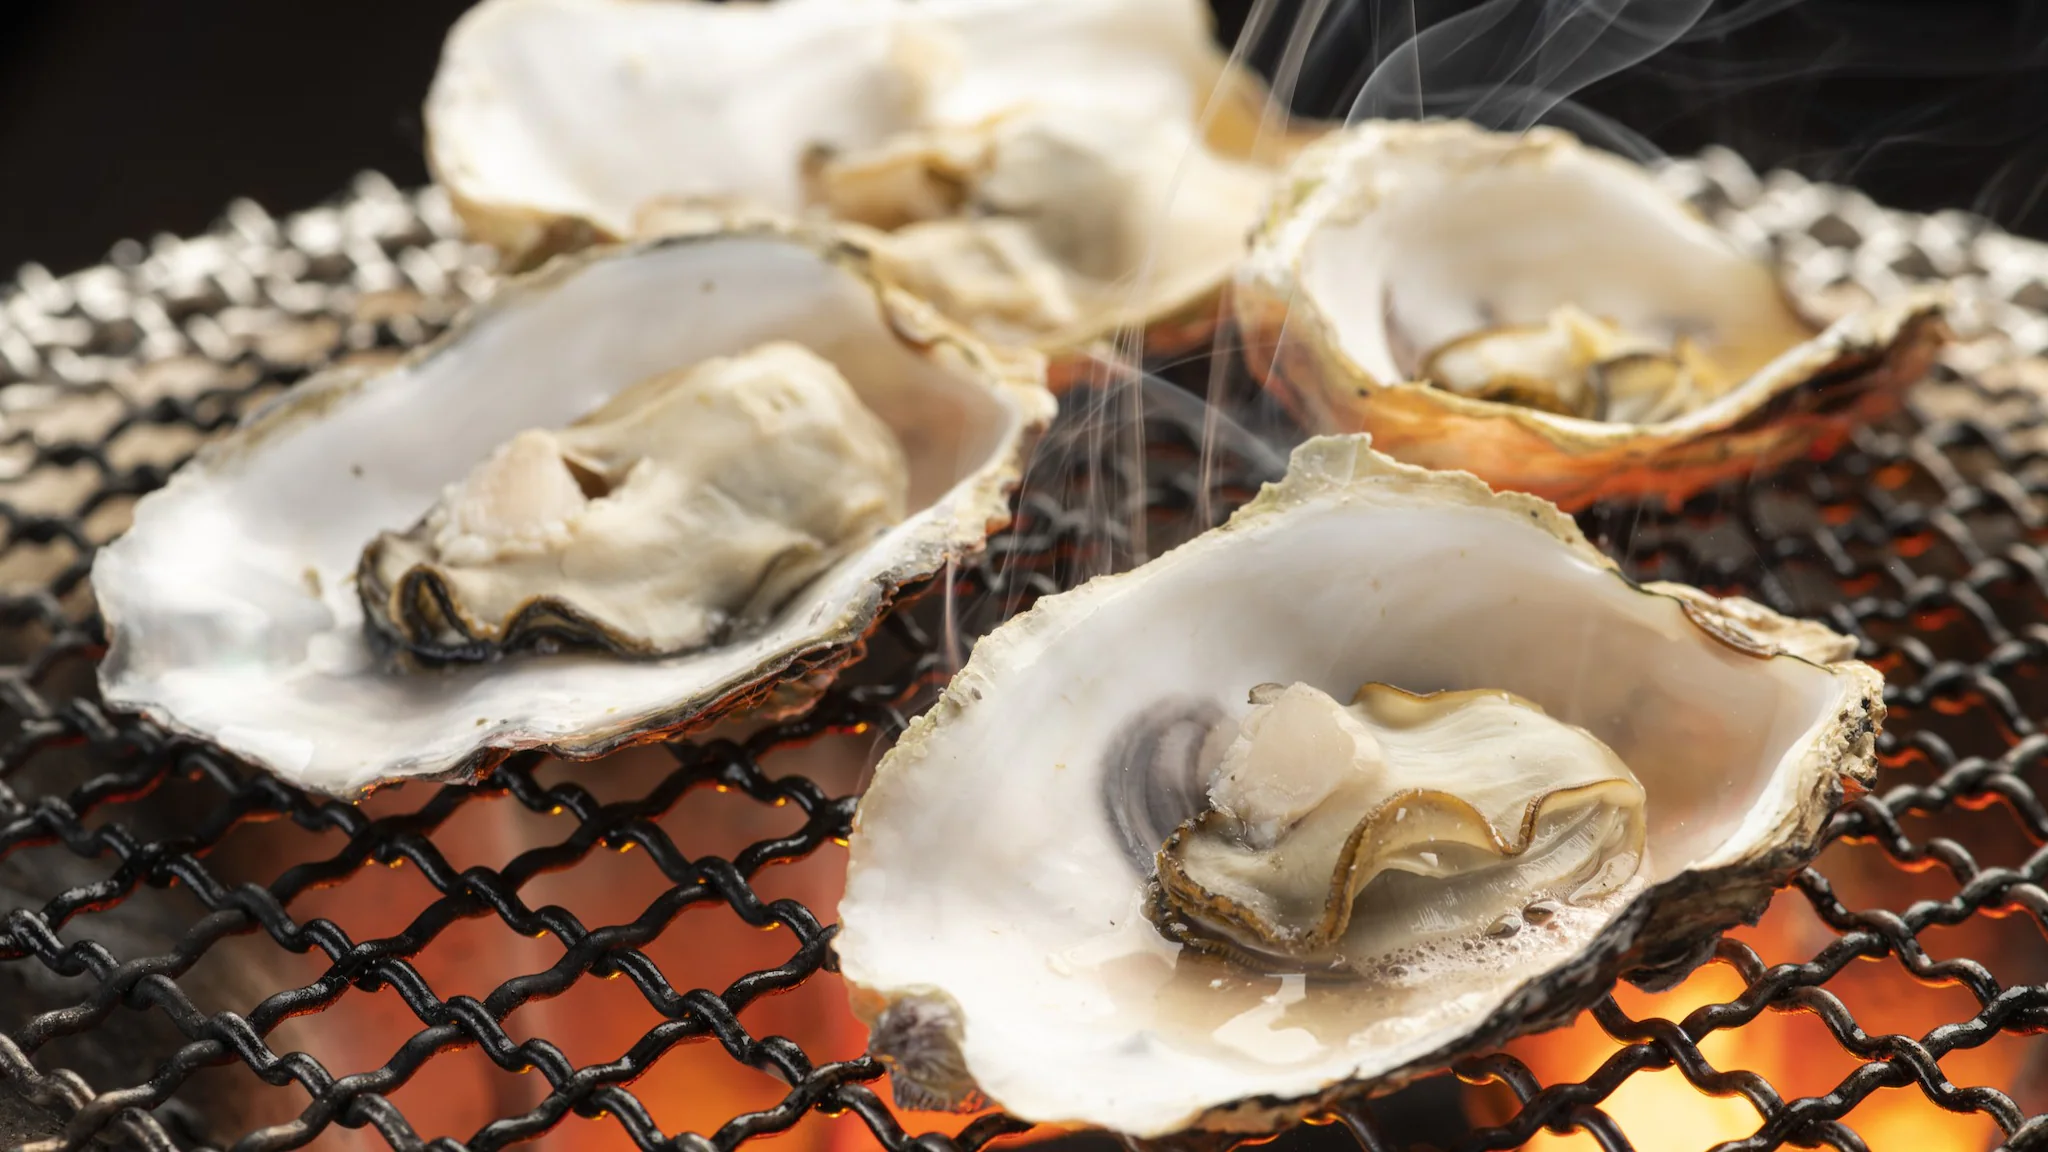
[96,220,1055,794]
[844,436,1882,1132]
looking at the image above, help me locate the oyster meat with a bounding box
[1154,682,1647,973]
[428,0,1306,372]
[838,435,1881,1135]
[92,222,1055,796]
[812,105,1276,368]
[1233,120,1946,509]
[359,341,911,661]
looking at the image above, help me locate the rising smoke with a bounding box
[1219,0,2048,221]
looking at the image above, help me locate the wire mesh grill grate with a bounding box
[0,156,2045,1152]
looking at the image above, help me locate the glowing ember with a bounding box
[1486,830,2048,1150]
[236,714,2048,1152]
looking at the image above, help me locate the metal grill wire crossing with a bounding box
[0,153,2045,1152]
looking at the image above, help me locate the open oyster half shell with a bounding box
[426,0,1305,379]
[1233,120,1947,510]
[837,435,1880,1136]
[91,221,1054,796]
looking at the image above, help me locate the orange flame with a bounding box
[1498,831,2048,1152]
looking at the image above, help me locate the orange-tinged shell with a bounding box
[1232,120,1948,509]
[1236,281,1948,509]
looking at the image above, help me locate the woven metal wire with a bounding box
[0,153,2045,1152]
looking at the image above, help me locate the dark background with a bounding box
[2,0,2048,276]
[0,6,2038,1149]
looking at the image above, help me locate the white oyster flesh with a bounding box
[1417,304,1711,422]
[1246,121,1819,422]
[1161,682,1647,971]
[820,106,1275,347]
[359,341,910,659]
[429,0,1245,246]
[838,436,1881,1135]
[92,227,1055,796]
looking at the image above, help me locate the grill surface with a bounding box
[2,154,2047,1152]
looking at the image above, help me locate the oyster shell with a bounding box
[838,435,1880,1135]
[91,222,1055,796]
[426,0,1299,374]
[1233,120,1947,509]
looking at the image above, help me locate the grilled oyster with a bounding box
[838,435,1880,1135]
[807,104,1276,382]
[427,0,1302,375]
[357,341,911,662]
[92,222,1055,796]
[1155,681,1648,973]
[1233,120,1947,509]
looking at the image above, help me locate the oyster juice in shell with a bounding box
[358,341,911,662]
[838,435,1881,1135]
[91,224,1055,796]
[427,0,1303,370]
[1233,120,1946,509]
